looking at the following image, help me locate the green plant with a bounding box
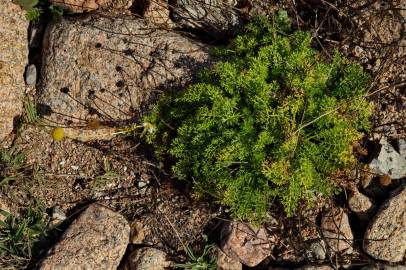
[0,206,47,269]
[13,0,65,21]
[24,99,41,125]
[176,244,217,270]
[145,12,372,221]
[0,149,27,187]
[12,0,41,21]
[90,158,120,189]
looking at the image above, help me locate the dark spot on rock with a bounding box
[60,87,70,94]
[115,65,123,72]
[123,48,134,56]
[116,80,125,88]
[37,103,53,116]
[87,106,98,115]
[100,88,106,93]
[95,43,102,48]
[88,90,96,100]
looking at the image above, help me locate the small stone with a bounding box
[369,138,406,179]
[121,247,171,270]
[363,187,406,262]
[138,181,148,189]
[39,203,130,270]
[0,197,11,222]
[306,240,327,261]
[25,64,37,85]
[348,188,376,220]
[50,207,67,225]
[321,207,353,254]
[220,221,275,267]
[217,248,242,270]
[130,221,145,244]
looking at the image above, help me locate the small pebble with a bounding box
[25,64,37,85]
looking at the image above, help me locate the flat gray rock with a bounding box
[363,187,406,262]
[0,0,28,144]
[39,203,130,270]
[369,138,406,179]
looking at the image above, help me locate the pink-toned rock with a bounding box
[39,203,130,270]
[363,187,406,263]
[217,248,242,270]
[321,207,353,254]
[143,0,173,27]
[348,188,376,220]
[0,0,28,145]
[121,247,171,270]
[220,221,275,267]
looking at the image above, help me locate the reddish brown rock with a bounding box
[220,221,275,267]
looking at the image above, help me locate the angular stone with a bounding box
[348,188,376,220]
[369,138,406,179]
[217,248,242,270]
[170,0,242,37]
[0,0,28,144]
[220,221,275,267]
[121,247,171,270]
[321,207,353,254]
[143,0,173,27]
[306,240,327,261]
[363,187,406,262]
[39,203,130,270]
[39,15,212,131]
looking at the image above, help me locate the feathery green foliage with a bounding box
[145,12,372,221]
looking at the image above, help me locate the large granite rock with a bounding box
[0,0,28,145]
[39,203,130,270]
[363,187,406,262]
[39,14,212,130]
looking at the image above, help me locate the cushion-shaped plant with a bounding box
[145,12,372,221]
